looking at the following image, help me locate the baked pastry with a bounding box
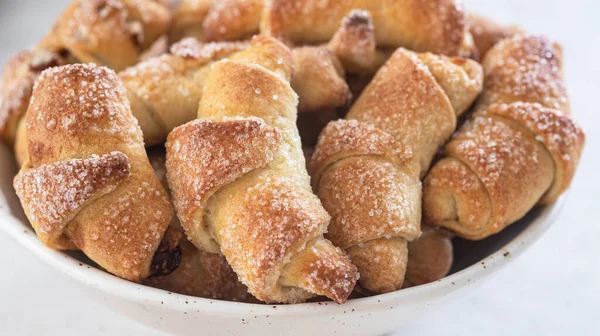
[294,10,385,145]
[404,225,454,288]
[293,10,389,114]
[166,36,358,304]
[292,47,350,115]
[204,0,264,42]
[326,9,391,76]
[1,0,172,165]
[468,13,523,59]
[4,51,72,167]
[200,0,474,57]
[310,49,482,293]
[423,35,586,240]
[144,147,254,301]
[120,38,249,146]
[37,0,171,71]
[13,64,179,281]
[262,0,475,57]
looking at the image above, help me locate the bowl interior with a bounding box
[0,143,562,313]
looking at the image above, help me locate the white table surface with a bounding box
[0,0,598,335]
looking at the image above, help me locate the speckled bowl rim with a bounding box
[0,180,566,317]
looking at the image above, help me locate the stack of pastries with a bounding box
[0,0,584,304]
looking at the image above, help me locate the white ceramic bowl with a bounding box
[0,143,564,336]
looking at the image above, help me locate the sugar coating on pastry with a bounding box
[169,38,250,60]
[481,35,569,114]
[14,152,130,238]
[166,117,283,252]
[30,64,141,141]
[20,63,175,280]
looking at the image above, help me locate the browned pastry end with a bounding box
[310,49,482,293]
[120,38,249,146]
[327,9,391,76]
[468,13,524,60]
[404,225,454,288]
[262,0,475,57]
[423,35,585,240]
[204,0,264,42]
[14,64,177,281]
[292,47,351,114]
[169,0,213,44]
[167,36,357,304]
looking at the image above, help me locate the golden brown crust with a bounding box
[477,35,570,114]
[310,119,409,187]
[347,48,482,174]
[423,35,585,240]
[38,0,137,71]
[166,118,282,252]
[120,38,249,146]
[203,0,264,42]
[468,13,524,59]
[404,224,454,287]
[16,64,174,281]
[318,157,421,248]
[423,157,492,238]
[291,47,351,113]
[310,120,420,293]
[167,36,357,303]
[35,0,171,71]
[488,103,585,204]
[262,0,474,57]
[170,38,250,61]
[15,152,131,249]
[416,53,484,116]
[310,48,482,293]
[425,103,582,239]
[327,9,389,75]
[146,151,255,301]
[347,238,408,294]
[0,51,37,145]
[4,0,172,157]
[446,109,555,234]
[279,238,358,304]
